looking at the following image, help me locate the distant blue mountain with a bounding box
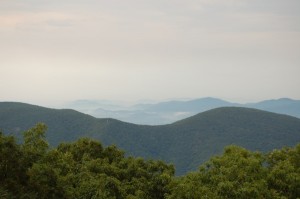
[245,98,300,118]
[141,97,235,112]
[65,98,300,125]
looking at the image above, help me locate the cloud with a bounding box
[1,0,300,104]
[0,12,77,30]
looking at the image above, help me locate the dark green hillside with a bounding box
[1,102,300,175]
[0,102,160,158]
[165,107,300,174]
[0,102,109,145]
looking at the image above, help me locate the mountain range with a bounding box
[64,98,300,125]
[1,101,300,175]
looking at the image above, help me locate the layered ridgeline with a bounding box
[66,98,300,125]
[1,102,300,175]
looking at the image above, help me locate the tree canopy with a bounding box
[0,123,299,198]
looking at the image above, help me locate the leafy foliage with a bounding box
[0,124,175,199]
[1,124,300,198]
[167,145,300,199]
[266,145,300,198]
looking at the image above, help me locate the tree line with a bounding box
[0,123,299,198]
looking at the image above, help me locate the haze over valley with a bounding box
[63,97,300,125]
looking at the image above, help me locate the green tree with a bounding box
[22,123,49,166]
[0,132,23,196]
[266,144,300,198]
[167,145,274,199]
[3,123,298,199]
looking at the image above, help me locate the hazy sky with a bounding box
[1,0,300,106]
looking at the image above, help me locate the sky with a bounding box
[1,0,300,106]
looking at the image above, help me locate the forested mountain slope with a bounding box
[1,102,300,174]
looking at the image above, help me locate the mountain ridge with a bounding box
[1,101,300,175]
[65,97,300,125]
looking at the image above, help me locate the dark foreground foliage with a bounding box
[0,124,299,198]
